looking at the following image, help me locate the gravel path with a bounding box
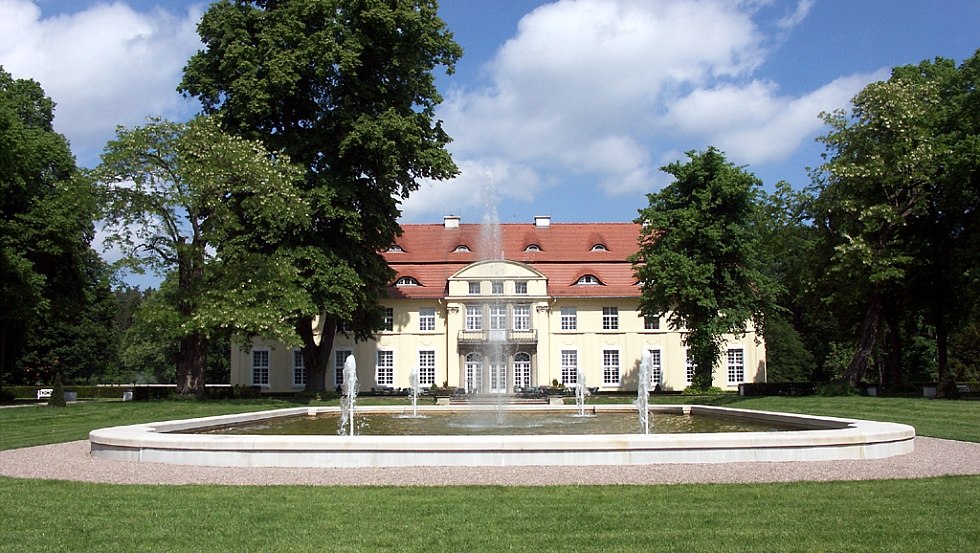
[1,437,978,486]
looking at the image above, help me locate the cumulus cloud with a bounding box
[0,0,202,166]
[415,0,869,221]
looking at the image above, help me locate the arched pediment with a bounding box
[450,259,545,280]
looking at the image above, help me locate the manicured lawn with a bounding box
[0,476,977,552]
[1,397,978,552]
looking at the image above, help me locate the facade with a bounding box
[231,216,766,393]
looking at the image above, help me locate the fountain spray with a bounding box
[340,355,358,436]
[636,350,651,434]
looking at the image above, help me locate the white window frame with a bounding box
[602,349,620,385]
[334,349,352,388]
[513,352,532,388]
[468,281,481,295]
[727,348,745,384]
[560,306,577,330]
[491,280,504,295]
[560,349,578,385]
[376,350,394,386]
[251,348,270,387]
[489,304,507,331]
[418,307,436,331]
[383,307,394,331]
[512,304,531,331]
[417,350,436,386]
[602,306,619,330]
[646,348,662,386]
[292,349,305,387]
[514,281,528,295]
[685,349,695,385]
[465,305,483,331]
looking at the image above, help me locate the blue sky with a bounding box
[3,0,979,230]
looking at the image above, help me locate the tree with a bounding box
[0,67,100,388]
[179,0,462,392]
[94,116,309,397]
[632,148,778,390]
[813,51,980,387]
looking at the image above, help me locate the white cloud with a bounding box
[0,0,202,165]
[661,70,888,164]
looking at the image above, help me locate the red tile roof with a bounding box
[386,222,642,299]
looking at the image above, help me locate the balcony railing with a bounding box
[458,329,537,345]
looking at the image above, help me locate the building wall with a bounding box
[232,296,766,394]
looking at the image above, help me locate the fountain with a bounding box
[339,354,358,436]
[409,366,421,418]
[636,351,651,434]
[575,367,588,417]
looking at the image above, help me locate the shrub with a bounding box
[815,381,859,396]
[936,373,961,400]
[682,385,724,395]
[48,373,67,407]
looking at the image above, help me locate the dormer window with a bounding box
[591,243,607,251]
[388,245,404,253]
[396,276,420,286]
[453,244,471,253]
[576,274,602,286]
[524,244,541,252]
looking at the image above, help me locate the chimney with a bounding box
[534,215,551,228]
[444,215,460,228]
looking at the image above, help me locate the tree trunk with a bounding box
[882,300,903,388]
[175,331,207,398]
[296,315,337,394]
[842,292,881,387]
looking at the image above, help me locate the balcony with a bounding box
[457,329,537,345]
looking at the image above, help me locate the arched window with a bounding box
[387,245,404,253]
[453,244,471,252]
[575,274,602,285]
[524,244,541,252]
[591,243,607,251]
[395,276,420,286]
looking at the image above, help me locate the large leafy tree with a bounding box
[632,148,778,390]
[0,67,104,387]
[812,51,980,387]
[94,116,309,397]
[179,0,462,392]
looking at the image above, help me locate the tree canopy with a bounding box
[179,0,462,392]
[94,116,309,396]
[632,148,778,390]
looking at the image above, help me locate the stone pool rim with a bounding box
[88,404,915,467]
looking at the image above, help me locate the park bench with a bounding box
[36,388,52,400]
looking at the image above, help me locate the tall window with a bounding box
[512,305,530,331]
[491,280,504,295]
[513,352,531,388]
[334,349,352,388]
[419,307,436,331]
[560,307,577,330]
[252,349,270,386]
[647,349,662,386]
[465,305,482,331]
[468,281,480,295]
[561,350,578,385]
[727,348,745,384]
[292,349,305,387]
[418,350,436,386]
[383,307,394,331]
[515,281,528,295]
[465,352,483,393]
[602,306,619,330]
[489,304,507,331]
[376,350,394,386]
[602,349,620,385]
[685,350,695,384]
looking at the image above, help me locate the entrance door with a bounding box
[465,353,483,393]
[513,352,531,389]
[489,353,507,393]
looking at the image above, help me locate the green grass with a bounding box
[0,476,977,552]
[1,397,979,552]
